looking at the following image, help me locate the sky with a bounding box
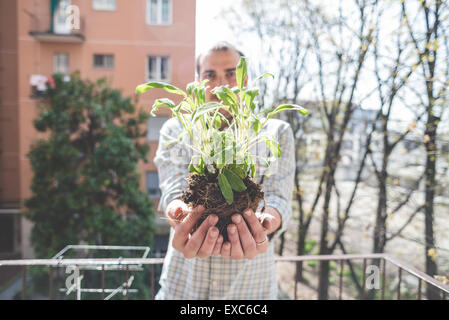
[195,0,235,58]
[194,0,448,130]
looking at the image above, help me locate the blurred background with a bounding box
[0,0,448,300]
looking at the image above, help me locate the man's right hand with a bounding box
[165,199,223,259]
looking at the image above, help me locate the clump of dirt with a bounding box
[181,170,264,242]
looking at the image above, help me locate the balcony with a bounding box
[26,10,85,43]
[0,252,448,300]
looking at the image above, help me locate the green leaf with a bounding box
[222,86,239,105]
[236,56,248,90]
[231,86,240,94]
[245,88,259,111]
[186,82,195,96]
[174,101,192,113]
[135,81,187,97]
[266,138,282,158]
[214,115,222,129]
[250,163,256,178]
[188,163,200,174]
[272,104,308,116]
[192,102,226,123]
[211,86,239,114]
[253,72,274,83]
[151,98,176,116]
[252,118,261,133]
[223,168,247,192]
[230,164,246,179]
[198,157,205,173]
[218,173,234,205]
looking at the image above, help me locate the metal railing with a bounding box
[276,254,449,300]
[1,253,448,300]
[24,9,85,41]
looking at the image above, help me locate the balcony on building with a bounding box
[28,1,85,43]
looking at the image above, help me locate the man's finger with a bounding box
[177,205,206,237]
[165,200,189,228]
[243,209,267,244]
[183,214,218,258]
[261,217,273,232]
[212,234,223,256]
[232,214,257,259]
[221,242,231,259]
[227,224,244,260]
[172,205,205,250]
[197,226,219,259]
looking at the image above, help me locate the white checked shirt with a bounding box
[153,117,295,300]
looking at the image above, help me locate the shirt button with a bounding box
[212,281,218,288]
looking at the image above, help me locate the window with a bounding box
[147,116,169,141]
[93,54,114,69]
[147,56,170,81]
[54,53,70,75]
[0,214,20,254]
[93,0,116,11]
[146,0,172,25]
[146,171,161,198]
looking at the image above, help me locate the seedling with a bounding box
[136,57,307,239]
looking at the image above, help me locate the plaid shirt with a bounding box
[153,117,295,300]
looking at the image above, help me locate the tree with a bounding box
[401,0,449,299]
[223,0,315,275]
[25,72,155,298]
[225,0,379,299]
[223,0,449,300]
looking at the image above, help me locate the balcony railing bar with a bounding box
[381,258,386,300]
[59,288,138,294]
[49,266,53,300]
[52,245,151,259]
[361,258,366,299]
[277,254,449,294]
[0,258,165,266]
[2,254,449,300]
[101,265,105,300]
[418,278,422,300]
[338,260,343,300]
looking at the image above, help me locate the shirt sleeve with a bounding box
[261,121,295,240]
[153,118,190,214]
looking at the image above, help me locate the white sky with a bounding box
[194,0,448,128]
[195,0,236,58]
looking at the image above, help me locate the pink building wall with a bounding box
[0,0,196,258]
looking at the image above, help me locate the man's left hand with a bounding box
[220,207,281,260]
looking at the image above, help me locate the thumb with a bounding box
[258,212,273,232]
[177,204,206,238]
[182,204,205,226]
[167,200,190,224]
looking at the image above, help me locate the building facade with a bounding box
[0,0,195,260]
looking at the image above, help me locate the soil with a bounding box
[181,170,265,242]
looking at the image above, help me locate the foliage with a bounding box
[136,57,307,204]
[25,72,155,264]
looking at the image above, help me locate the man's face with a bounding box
[197,49,242,122]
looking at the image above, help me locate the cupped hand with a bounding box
[166,199,224,259]
[220,208,279,260]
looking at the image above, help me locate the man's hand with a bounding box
[165,199,224,259]
[220,207,281,260]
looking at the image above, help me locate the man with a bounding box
[153,42,295,299]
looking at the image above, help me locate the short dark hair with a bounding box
[195,41,245,77]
